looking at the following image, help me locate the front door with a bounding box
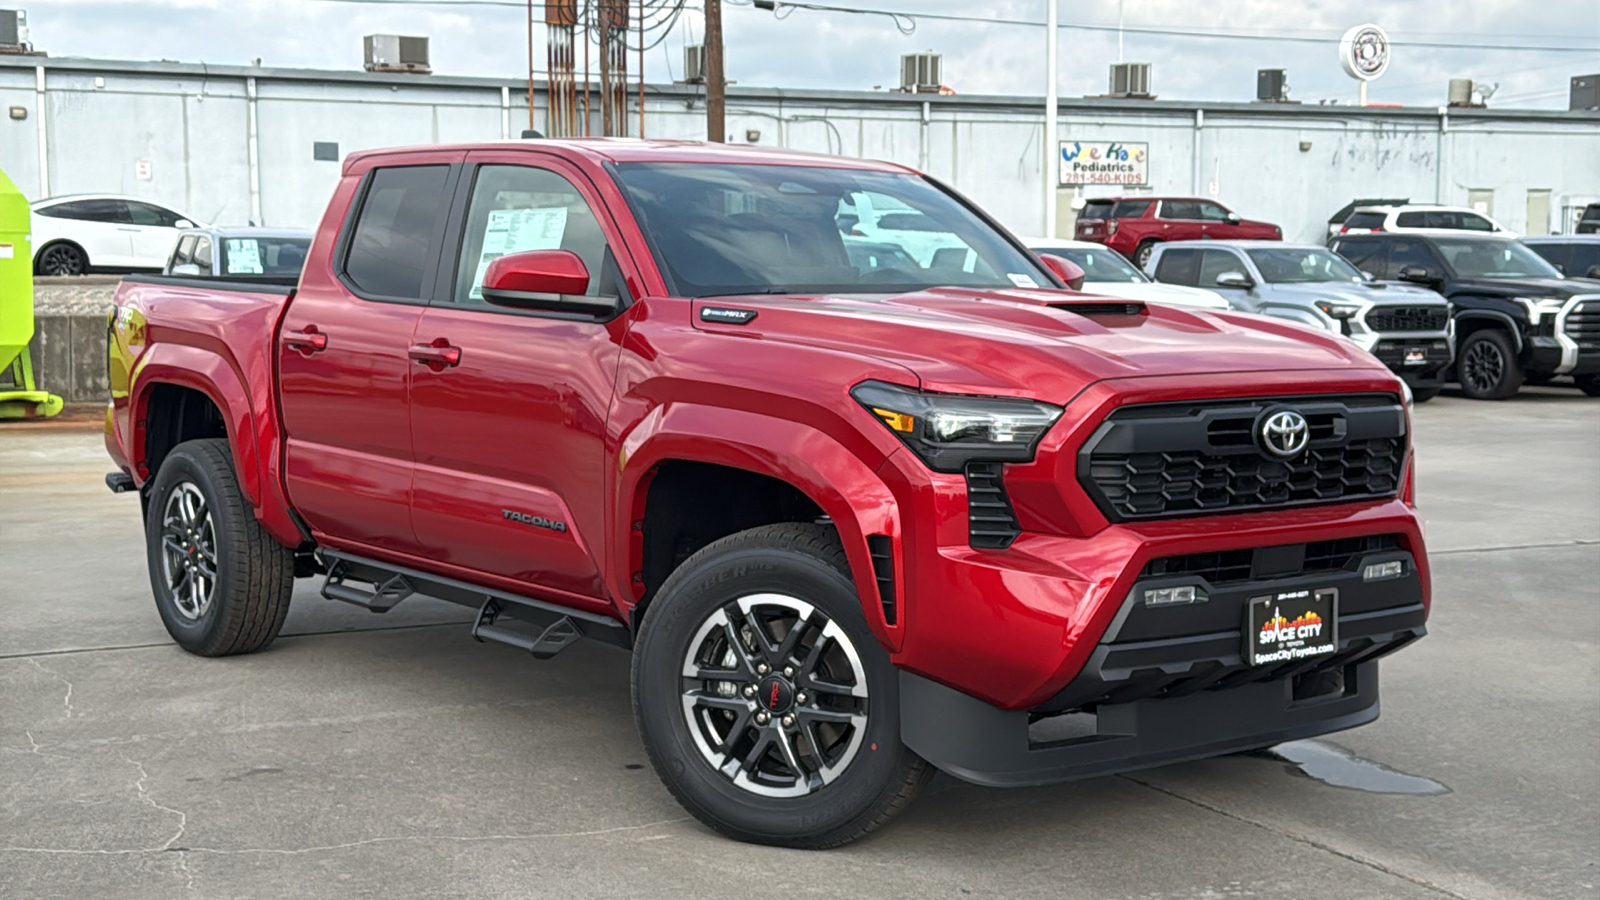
[279,159,459,554]
[407,155,637,608]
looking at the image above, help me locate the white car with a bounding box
[1335,204,1512,238]
[31,194,203,276]
[1024,237,1232,310]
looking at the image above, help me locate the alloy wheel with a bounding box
[679,593,869,798]
[159,482,218,620]
[40,245,85,276]
[1461,339,1504,395]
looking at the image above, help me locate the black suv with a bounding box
[1330,233,1600,399]
[1524,235,1600,281]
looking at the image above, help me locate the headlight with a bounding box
[851,380,1063,473]
[1314,300,1362,319]
[1511,296,1564,325]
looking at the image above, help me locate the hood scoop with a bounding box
[1047,300,1147,317]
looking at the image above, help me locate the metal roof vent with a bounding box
[1107,62,1153,99]
[364,34,431,74]
[900,52,942,93]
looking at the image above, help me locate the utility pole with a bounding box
[705,0,725,142]
[1044,0,1058,237]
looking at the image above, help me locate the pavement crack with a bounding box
[1119,774,1472,900]
[27,657,75,719]
[1432,539,1600,556]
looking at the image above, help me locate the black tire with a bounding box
[35,241,88,277]
[632,523,932,848]
[1133,240,1159,270]
[1577,374,1600,397]
[1410,386,1442,403]
[1455,329,1523,400]
[145,438,294,656]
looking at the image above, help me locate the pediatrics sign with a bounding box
[1058,141,1149,186]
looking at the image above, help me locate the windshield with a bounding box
[1434,238,1563,279]
[612,163,1051,297]
[221,236,311,277]
[1246,247,1364,283]
[1035,247,1146,282]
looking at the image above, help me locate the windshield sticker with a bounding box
[468,206,568,299]
[224,239,263,275]
[1007,273,1039,288]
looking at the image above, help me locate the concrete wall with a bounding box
[26,314,108,404]
[3,56,1598,245]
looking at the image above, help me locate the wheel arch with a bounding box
[34,238,89,274]
[1453,309,1524,353]
[131,347,263,515]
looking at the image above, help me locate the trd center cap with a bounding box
[759,676,795,714]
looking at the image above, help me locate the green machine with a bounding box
[0,165,62,418]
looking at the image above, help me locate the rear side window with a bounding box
[344,165,451,300]
[1525,243,1568,273]
[1583,205,1600,223]
[1458,213,1495,232]
[1332,240,1388,277]
[1344,212,1387,230]
[1160,200,1202,220]
[1153,248,1201,285]
[1111,199,1152,218]
[38,199,130,223]
[1080,200,1114,219]
[1569,244,1600,276]
[1395,211,1427,228]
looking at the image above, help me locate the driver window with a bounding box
[1197,249,1243,287]
[453,165,608,305]
[1197,202,1231,222]
[1387,240,1437,278]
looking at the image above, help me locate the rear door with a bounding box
[406,152,639,608]
[36,199,135,266]
[1157,200,1205,241]
[278,157,461,554]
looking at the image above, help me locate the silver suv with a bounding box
[1146,241,1455,400]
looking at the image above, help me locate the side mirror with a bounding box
[1215,271,1254,289]
[1587,265,1600,280]
[1225,212,1242,224]
[1397,265,1436,284]
[1039,254,1086,290]
[481,250,617,316]
[174,219,195,229]
[171,263,202,276]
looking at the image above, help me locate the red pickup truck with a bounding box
[1075,196,1284,268]
[105,141,1429,848]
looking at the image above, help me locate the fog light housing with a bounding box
[1363,560,1405,582]
[1144,585,1204,607]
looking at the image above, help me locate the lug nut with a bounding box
[795,692,808,704]
[756,711,770,724]
[742,685,756,698]
[781,715,795,727]
[757,663,770,675]
[783,666,794,678]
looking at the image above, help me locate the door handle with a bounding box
[117,227,142,232]
[409,340,462,369]
[282,327,327,352]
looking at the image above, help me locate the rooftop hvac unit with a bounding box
[364,34,431,74]
[900,53,942,93]
[1572,74,1599,111]
[1256,69,1287,102]
[1109,62,1152,99]
[682,43,705,84]
[0,9,30,52]
[1448,79,1475,107]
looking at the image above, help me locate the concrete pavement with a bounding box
[2,389,1596,899]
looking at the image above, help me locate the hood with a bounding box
[1267,280,1445,306]
[693,287,1390,401]
[1450,276,1599,299]
[1081,280,1232,310]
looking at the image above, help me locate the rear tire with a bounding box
[632,523,931,848]
[1133,240,1159,270]
[36,242,88,277]
[1456,330,1523,400]
[1577,374,1600,397]
[145,439,294,656]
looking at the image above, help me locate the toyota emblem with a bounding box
[1259,409,1310,458]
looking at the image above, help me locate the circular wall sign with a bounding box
[1339,24,1390,81]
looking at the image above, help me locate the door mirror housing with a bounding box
[1397,265,1437,285]
[1215,270,1254,289]
[170,263,202,277]
[1224,212,1242,224]
[481,250,618,316]
[174,219,195,229]
[1038,253,1086,290]
[1587,265,1600,280]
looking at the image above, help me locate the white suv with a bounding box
[1335,204,1512,238]
[31,194,202,276]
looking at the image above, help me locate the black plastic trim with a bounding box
[867,534,896,625]
[965,462,1021,549]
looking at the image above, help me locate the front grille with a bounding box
[1566,301,1600,351]
[1080,395,1407,522]
[1141,533,1404,586]
[965,462,1021,549]
[1364,305,1449,332]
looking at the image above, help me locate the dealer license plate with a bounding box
[1246,587,1338,666]
[1404,348,1427,366]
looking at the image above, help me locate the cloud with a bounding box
[28,0,1600,109]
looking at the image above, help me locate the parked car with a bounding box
[31,194,203,276]
[105,141,1430,848]
[1326,197,1410,239]
[1074,196,1282,268]
[1334,204,1512,237]
[1576,203,1600,235]
[1524,235,1600,280]
[165,227,313,282]
[1330,233,1600,398]
[1146,241,1455,399]
[1024,237,1230,310]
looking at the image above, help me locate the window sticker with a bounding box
[224,239,263,275]
[1007,273,1039,288]
[468,206,569,299]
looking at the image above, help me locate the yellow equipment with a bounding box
[0,166,62,418]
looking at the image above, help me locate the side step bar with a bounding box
[317,549,632,655]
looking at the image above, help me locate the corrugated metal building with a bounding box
[2,55,1596,243]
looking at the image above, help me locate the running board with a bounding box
[316,549,632,652]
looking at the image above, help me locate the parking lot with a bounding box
[2,389,1596,900]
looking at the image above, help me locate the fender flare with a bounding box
[1453,309,1524,353]
[130,343,262,510]
[615,402,903,649]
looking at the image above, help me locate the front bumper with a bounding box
[1369,337,1453,382]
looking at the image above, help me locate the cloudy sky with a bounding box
[30,0,1600,109]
